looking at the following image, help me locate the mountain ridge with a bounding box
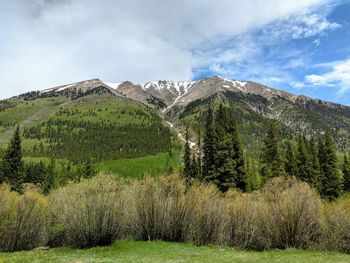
[11,75,350,149]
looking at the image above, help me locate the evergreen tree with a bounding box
[343,154,350,192]
[43,159,56,194]
[196,129,202,178]
[82,159,96,179]
[309,138,321,191]
[183,125,192,183]
[214,104,236,191]
[261,124,283,179]
[231,118,246,191]
[165,136,174,174]
[284,141,298,177]
[202,107,217,183]
[296,135,312,184]
[2,125,24,192]
[321,133,342,200]
[190,154,198,179]
[318,137,326,192]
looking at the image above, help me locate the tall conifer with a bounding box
[343,154,350,192]
[202,106,217,183]
[183,125,192,183]
[296,135,312,183]
[284,141,298,177]
[2,125,24,192]
[321,133,342,200]
[309,138,321,191]
[261,124,283,179]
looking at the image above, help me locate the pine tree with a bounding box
[215,104,236,191]
[183,125,192,183]
[321,133,342,200]
[343,154,350,192]
[43,159,56,194]
[2,125,24,192]
[202,107,217,183]
[261,124,283,179]
[284,141,298,177]
[165,136,174,174]
[231,118,246,191]
[309,138,321,191]
[196,129,202,178]
[296,135,312,184]
[190,154,198,178]
[318,137,326,192]
[82,159,96,179]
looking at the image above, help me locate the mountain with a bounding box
[1,75,350,166]
[104,76,350,148]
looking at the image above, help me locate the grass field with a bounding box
[0,240,349,263]
[95,151,182,178]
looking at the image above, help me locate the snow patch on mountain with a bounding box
[160,81,196,112]
[103,82,123,90]
[57,83,76,91]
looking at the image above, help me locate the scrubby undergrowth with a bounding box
[0,174,349,254]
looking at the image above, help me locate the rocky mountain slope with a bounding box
[100,76,350,146]
[4,75,350,153]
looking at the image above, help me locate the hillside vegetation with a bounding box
[0,174,350,256]
[0,94,172,161]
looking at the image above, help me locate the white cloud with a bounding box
[305,58,350,92]
[313,38,321,46]
[291,82,306,89]
[0,0,339,98]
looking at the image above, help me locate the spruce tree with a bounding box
[296,135,312,184]
[202,107,217,183]
[183,125,192,183]
[43,159,56,194]
[309,138,321,191]
[261,124,283,179]
[2,125,24,192]
[231,118,246,191]
[343,154,350,192]
[318,137,326,192]
[82,159,96,179]
[321,133,342,200]
[196,129,202,178]
[214,104,236,191]
[190,154,198,178]
[284,141,298,177]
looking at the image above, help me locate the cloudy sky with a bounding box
[1,0,350,104]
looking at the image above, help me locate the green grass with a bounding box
[1,240,349,263]
[95,151,182,178]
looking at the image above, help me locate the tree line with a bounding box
[0,126,96,193]
[183,104,349,200]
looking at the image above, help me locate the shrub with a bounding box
[130,174,189,242]
[0,184,48,252]
[185,183,224,246]
[261,177,323,249]
[221,191,263,249]
[325,197,350,253]
[49,174,126,248]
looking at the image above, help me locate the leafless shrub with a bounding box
[185,183,224,246]
[49,174,126,248]
[129,174,189,242]
[324,197,350,253]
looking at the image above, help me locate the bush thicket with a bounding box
[0,173,350,254]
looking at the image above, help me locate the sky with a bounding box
[1,0,350,104]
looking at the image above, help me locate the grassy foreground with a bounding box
[1,241,350,263]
